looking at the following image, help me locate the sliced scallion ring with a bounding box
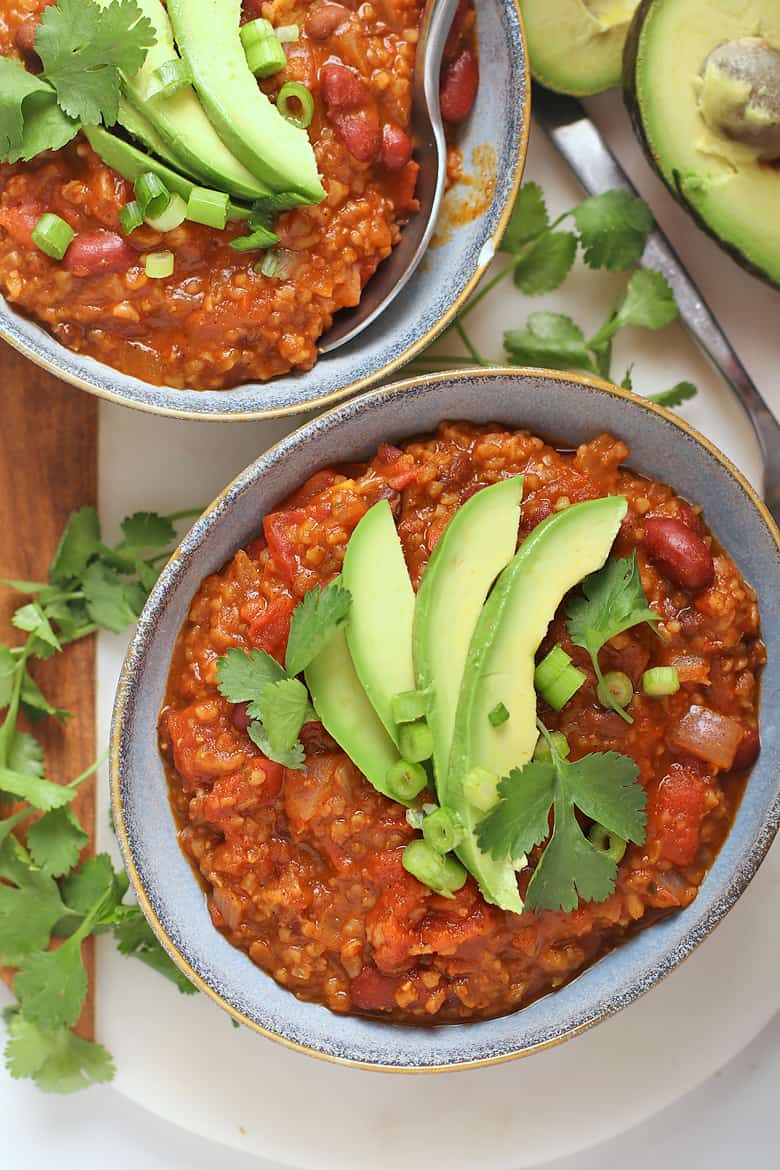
[145,192,187,233]
[119,201,144,235]
[255,247,296,279]
[144,250,174,279]
[246,35,286,78]
[31,213,75,260]
[239,17,274,49]
[274,23,300,42]
[186,187,229,230]
[277,81,314,128]
[134,172,171,220]
[146,58,192,100]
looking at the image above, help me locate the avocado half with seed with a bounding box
[624,0,780,289]
[519,0,641,96]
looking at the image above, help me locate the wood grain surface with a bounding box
[0,339,98,1040]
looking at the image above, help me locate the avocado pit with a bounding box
[698,38,780,160]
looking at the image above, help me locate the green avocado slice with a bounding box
[342,500,415,748]
[519,0,640,96]
[167,0,325,204]
[413,477,524,795]
[305,625,402,802]
[445,495,628,912]
[83,125,251,221]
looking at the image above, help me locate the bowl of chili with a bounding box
[112,368,780,1069]
[0,0,528,419]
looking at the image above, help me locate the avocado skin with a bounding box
[623,0,780,290]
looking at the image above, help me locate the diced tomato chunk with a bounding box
[247,594,296,662]
[350,967,403,1013]
[263,509,306,585]
[647,763,712,867]
[279,468,344,510]
[0,206,42,247]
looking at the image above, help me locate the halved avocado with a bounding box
[520,0,641,96]
[625,0,780,288]
[445,496,628,912]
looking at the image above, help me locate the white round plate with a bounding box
[93,101,779,1166]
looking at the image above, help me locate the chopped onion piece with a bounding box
[668,704,744,770]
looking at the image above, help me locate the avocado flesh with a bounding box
[628,0,780,288]
[305,625,402,802]
[167,0,325,204]
[342,500,416,748]
[98,0,272,201]
[445,496,628,913]
[520,0,640,95]
[83,125,250,220]
[117,98,197,176]
[413,478,523,795]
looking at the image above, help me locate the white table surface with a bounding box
[4,91,780,1169]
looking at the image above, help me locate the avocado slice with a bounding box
[625,0,780,288]
[117,98,195,175]
[445,496,628,912]
[413,478,523,794]
[342,500,415,748]
[167,0,325,204]
[83,125,250,221]
[520,0,640,96]
[305,625,403,801]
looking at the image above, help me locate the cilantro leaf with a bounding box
[0,766,75,811]
[0,58,79,164]
[8,731,45,777]
[500,181,549,252]
[258,678,309,753]
[111,905,196,995]
[36,0,156,125]
[216,646,286,704]
[621,365,634,391]
[14,939,88,1030]
[60,853,117,916]
[247,722,305,770]
[21,670,71,722]
[613,269,678,332]
[504,312,594,371]
[0,837,66,964]
[513,231,578,296]
[0,645,16,708]
[477,738,646,913]
[649,381,698,408]
[573,191,654,271]
[13,602,61,653]
[229,224,280,252]
[27,807,88,878]
[285,581,351,676]
[81,561,140,632]
[48,506,101,584]
[4,1008,114,1093]
[566,553,661,721]
[120,511,176,551]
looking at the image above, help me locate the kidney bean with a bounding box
[643,516,715,593]
[381,123,413,171]
[319,61,365,111]
[440,48,478,124]
[305,2,349,40]
[443,0,469,62]
[330,109,380,163]
[231,702,252,732]
[64,230,136,277]
[731,726,760,771]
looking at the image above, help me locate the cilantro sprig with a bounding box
[565,553,661,722]
[0,0,156,164]
[477,723,647,912]
[216,581,350,769]
[1,504,200,1094]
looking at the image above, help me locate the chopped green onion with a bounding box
[31,212,74,260]
[145,192,187,232]
[277,81,314,129]
[385,758,427,803]
[422,806,463,854]
[534,645,572,693]
[488,701,510,727]
[398,719,433,763]
[274,23,300,42]
[119,201,144,235]
[255,247,296,279]
[229,224,280,252]
[239,17,274,49]
[533,730,570,762]
[186,187,229,230]
[144,250,174,279]
[463,766,499,812]
[402,839,467,899]
[596,670,633,711]
[642,666,680,697]
[405,806,425,830]
[391,690,428,724]
[588,823,627,863]
[246,35,286,78]
[146,58,192,100]
[134,172,171,219]
[542,663,586,711]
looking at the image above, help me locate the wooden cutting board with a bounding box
[0,339,98,1040]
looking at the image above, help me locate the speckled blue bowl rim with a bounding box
[0,0,528,422]
[111,368,780,1071]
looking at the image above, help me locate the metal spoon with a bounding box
[319,0,461,354]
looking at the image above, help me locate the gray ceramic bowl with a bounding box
[0,1,527,421]
[112,368,780,1070]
